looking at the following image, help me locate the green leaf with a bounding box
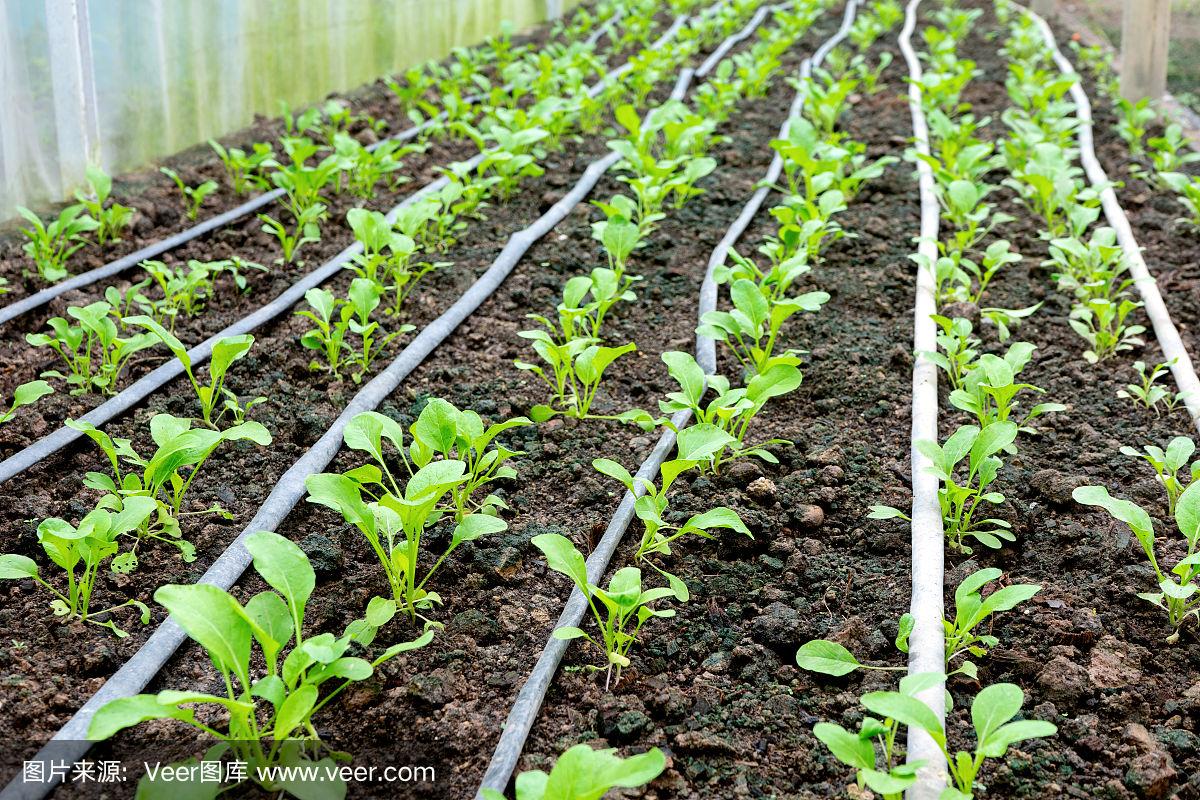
[676,423,735,461]
[971,682,1023,744]
[245,531,315,627]
[154,583,251,689]
[0,554,39,580]
[531,533,590,593]
[813,722,876,770]
[796,640,862,676]
[274,684,318,741]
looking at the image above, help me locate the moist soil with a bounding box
[5,3,1200,800]
[0,5,822,799]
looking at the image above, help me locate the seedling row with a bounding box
[1,0,1199,798]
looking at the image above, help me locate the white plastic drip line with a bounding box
[0,13,694,490]
[0,8,723,800]
[1021,5,1200,433]
[0,11,624,329]
[899,0,948,797]
[476,3,860,797]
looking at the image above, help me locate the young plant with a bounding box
[1118,359,1188,415]
[531,532,676,689]
[258,203,325,265]
[88,531,435,796]
[0,499,155,637]
[947,344,1064,429]
[160,167,218,221]
[74,165,134,245]
[1114,97,1155,156]
[698,278,829,375]
[127,316,263,428]
[812,678,1056,800]
[1074,483,1200,641]
[296,287,351,379]
[408,399,532,520]
[343,277,411,383]
[305,412,507,622]
[658,351,801,471]
[1160,171,1200,229]
[593,456,749,595]
[16,205,99,282]
[514,314,638,421]
[1121,436,1200,516]
[897,569,1039,677]
[871,422,1019,553]
[0,380,54,425]
[140,257,265,325]
[208,139,274,194]
[68,414,272,569]
[479,744,666,800]
[26,301,159,396]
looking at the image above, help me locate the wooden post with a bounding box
[1120,0,1171,101]
[1032,0,1054,16]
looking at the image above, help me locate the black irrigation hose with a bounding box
[0,14,625,329]
[0,14,688,490]
[474,2,860,796]
[0,8,717,800]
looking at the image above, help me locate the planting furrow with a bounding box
[476,6,861,796]
[0,4,793,797]
[1018,4,1200,434]
[0,13,696,489]
[0,12,626,328]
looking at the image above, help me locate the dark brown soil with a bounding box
[8,3,1200,800]
[0,5,823,800]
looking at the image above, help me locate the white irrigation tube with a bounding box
[0,15,691,490]
[476,2,860,796]
[0,15,624,329]
[1021,5,1200,433]
[0,9,721,800]
[899,0,947,797]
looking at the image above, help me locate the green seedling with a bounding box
[16,204,99,282]
[532,533,676,689]
[1118,359,1188,415]
[209,139,274,194]
[74,165,134,245]
[160,167,218,221]
[0,500,154,637]
[88,531,434,797]
[26,301,158,396]
[1121,436,1200,516]
[1074,483,1200,641]
[480,744,666,800]
[0,380,54,425]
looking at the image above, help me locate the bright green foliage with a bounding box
[209,139,275,194]
[698,277,828,375]
[532,532,676,688]
[946,341,1064,429]
[0,500,154,637]
[74,165,134,246]
[1074,482,1200,640]
[929,568,1039,675]
[0,380,54,425]
[88,531,434,797]
[1118,359,1188,415]
[306,410,510,621]
[515,317,638,420]
[480,743,666,800]
[258,203,325,265]
[811,674,1055,800]
[297,287,352,379]
[593,456,749,595]
[128,316,263,428]
[16,204,99,282]
[1160,171,1200,228]
[873,423,1019,553]
[658,350,800,471]
[347,207,443,314]
[68,414,271,569]
[266,137,341,216]
[408,399,531,520]
[1114,97,1155,156]
[341,277,411,383]
[26,301,158,396]
[137,257,265,326]
[1121,436,1200,516]
[160,167,218,221]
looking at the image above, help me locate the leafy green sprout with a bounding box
[74,165,134,246]
[16,204,99,282]
[871,422,1019,553]
[88,531,435,798]
[479,743,666,800]
[1120,436,1200,516]
[160,167,218,221]
[0,380,54,425]
[532,532,676,690]
[1074,483,1200,642]
[1118,359,1189,415]
[26,301,159,396]
[126,316,264,429]
[0,499,155,637]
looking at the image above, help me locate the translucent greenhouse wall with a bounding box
[0,0,574,221]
